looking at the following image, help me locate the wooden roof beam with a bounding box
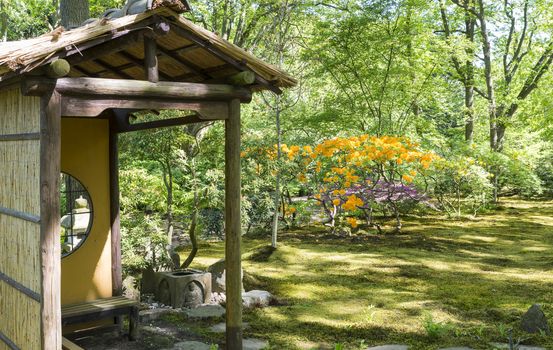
[156,44,211,80]
[168,23,282,94]
[116,114,206,133]
[71,65,98,77]
[93,59,135,80]
[23,77,252,102]
[116,51,172,81]
[66,30,146,67]
[174,43,199,54]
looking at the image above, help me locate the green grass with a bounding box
[184,199,553,349]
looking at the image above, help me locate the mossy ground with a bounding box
[183,199,553,350]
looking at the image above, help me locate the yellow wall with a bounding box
[60,118,112,305]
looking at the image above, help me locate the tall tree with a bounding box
[60,0,89,29]
[439,0,476,142]
[452,0,553,200]
[303,0,440,135]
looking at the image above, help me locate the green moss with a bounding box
[187,199,553,350]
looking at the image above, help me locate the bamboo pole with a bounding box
[225,99,242,349]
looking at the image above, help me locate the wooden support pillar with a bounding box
[40,89,62,350]
[110,115,122,297]
[225,99,242,349]
[144,36,159,83]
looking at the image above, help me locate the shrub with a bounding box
[431,155,494,217]
[289,135,437,232]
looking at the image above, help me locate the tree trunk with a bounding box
[475,0,500,202]
[464,6,476,142]
[60,0,89,29]
[271,96,281,249]
[180,198,198,269]
[181,163,200,269]
[440,0,476,142]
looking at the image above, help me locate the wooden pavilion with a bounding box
[0,3,295,349]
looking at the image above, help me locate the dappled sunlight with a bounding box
[193,199,553,349]
[459,234,499,243]
[522,246,549,252]
[456,249,497,258]
[528,215,553,226]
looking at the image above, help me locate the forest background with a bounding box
[3,0,553,272]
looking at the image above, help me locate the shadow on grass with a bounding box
[191,199,553,349]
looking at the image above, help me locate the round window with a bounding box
[60,173,93,257]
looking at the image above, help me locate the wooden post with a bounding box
[225,99,242,349]
[110,116,122,297]
[144,36,159,83]
[129,305,140,341]
[40,89,62,350]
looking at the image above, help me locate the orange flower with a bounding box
[343,194,363,211]
[346,217,358,228]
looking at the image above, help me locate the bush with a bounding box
[289,135,437,232]
[431,155,494,217]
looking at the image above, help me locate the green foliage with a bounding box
[89,0,124,17]
[2,0,56,40]
[431,146,494,217]
[422,313,455,339]
[119,167,172,273]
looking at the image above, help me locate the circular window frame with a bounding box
[60,172,94,258]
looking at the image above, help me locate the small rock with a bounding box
[211,292,226,305]
[366,346,409,350]
[207,259,244,293]
[243,338,269,350]
[139,308,177,323]
[242,290,273,309]
[122,276,140,301]
[209,322,249,333]
[169,341,216,350]
[184,304,226,319]
[521,304,550,334]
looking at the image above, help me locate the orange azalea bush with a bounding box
[283,135,437,233]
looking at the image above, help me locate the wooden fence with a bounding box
[0,88,42,350]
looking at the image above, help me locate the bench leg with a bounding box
[114,316,123,335]
[129,306,139,341]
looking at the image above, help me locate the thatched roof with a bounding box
[0,7,296,92]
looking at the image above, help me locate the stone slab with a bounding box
[243,338,269,350]
[169,341,215,350]
[209,322,249,333]
[140,308,176,323]
[366,346,409,350]
[438,348,475,350]
[184,304,226,319]
[491,344,545,350]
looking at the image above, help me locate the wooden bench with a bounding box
[62,337,84,350]
[61,296,139,340]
